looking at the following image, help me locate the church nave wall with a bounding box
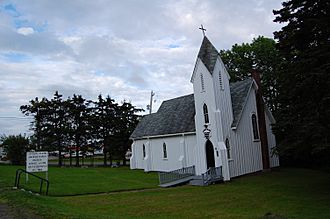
[131,134,197,172]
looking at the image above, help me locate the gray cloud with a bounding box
[0,0,283,135]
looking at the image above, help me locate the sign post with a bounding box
[26,151,49,181]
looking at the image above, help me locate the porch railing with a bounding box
[201,166,223,185]
[158,165,195,185]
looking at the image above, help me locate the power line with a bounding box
[0,116,32,120]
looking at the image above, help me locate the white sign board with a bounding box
[26,151,48,172]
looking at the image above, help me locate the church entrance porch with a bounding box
[205,140,215,169]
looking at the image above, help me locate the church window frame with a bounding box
[200,73,205,92]
[225,138,231,159]
[142,144,146,158]
[203,103,209,124]
[251,113,260,141]
[163,142,168,159]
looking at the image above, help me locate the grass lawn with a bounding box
[0,166,329,218]
[0,165,158,196]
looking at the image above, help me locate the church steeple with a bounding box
[197,36,219,74]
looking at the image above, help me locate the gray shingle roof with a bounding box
[130,94,195,139]
[197,37,219,74]
[230,78,253,127]
[130,79,253,139]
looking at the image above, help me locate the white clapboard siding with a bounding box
[212,58,234,141]
[131,134,196,172]
[192,59,221,175]
[228,88,263,177]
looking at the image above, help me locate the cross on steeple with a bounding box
[199,24,206,36]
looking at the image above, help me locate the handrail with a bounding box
[14,169,50,195]
[158,166,195,185]
[201,166,223,185]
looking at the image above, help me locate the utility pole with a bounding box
[148,90,155,114]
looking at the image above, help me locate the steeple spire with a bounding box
[197,36,219,74]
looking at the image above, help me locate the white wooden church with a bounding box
[130,36,279,184]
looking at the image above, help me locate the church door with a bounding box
[205,140,215,169]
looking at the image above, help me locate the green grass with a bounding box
[0,165,158,196]
[0,167,329,218]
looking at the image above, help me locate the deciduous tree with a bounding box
[1,135,30,165]
[220,36,281,113]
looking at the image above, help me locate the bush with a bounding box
[1,134,30,165]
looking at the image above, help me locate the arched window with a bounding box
[251,114,260,140]
[142,144,146,158]
[225,138,231,159]
[163,142,167,159]
[203,104,209,124]
[200,73,205,91]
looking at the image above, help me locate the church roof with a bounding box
[130,94,195,139]
[197,36,219,74]
[130,78,253,139]
[230,78,253,127]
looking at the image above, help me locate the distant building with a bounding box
[0,145,6,159]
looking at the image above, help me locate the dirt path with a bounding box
[0,199,43,219]
[0,204,14,219]
[52,186,164,197]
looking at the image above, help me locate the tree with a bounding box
[1,135,30,165]
[112,101,143,165]
[20,97,50,150]
[20,91,143,167]
[273,0,330,166]
[21,92,71,166]
[84,100,99,166]
[220,36,281,113]
[93,95,117,166]
[67,94,89,166]
[47,91,71,166]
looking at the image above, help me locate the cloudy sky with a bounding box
[0,0,283,136]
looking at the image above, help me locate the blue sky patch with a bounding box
[168,44,180,49]
[2,52,30,63]
[92,70,106,76]
[14,19,48,33]
[3,3,20,17]
[1,2,47,33]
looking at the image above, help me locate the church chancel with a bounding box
[130,33,279,186]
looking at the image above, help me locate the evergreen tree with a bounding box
[93,95,117,166]
[67,94,89,166]
[273,0,330,166]
[47,91,70,166]
[112,101,143,165]
[85,100,99,165]
[20,97,49,150]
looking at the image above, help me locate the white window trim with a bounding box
[203,103,209,124]
[162,142,168,159]
[225,138,231,159]
[142,144,146,159]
